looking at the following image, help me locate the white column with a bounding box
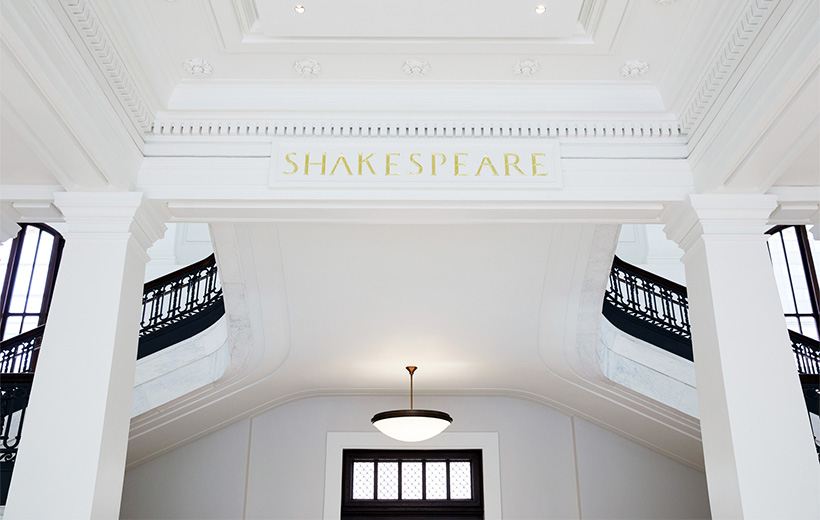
[4,193,166,520]
[665,194,820,519]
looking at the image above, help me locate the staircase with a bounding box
[602,254,820,455]
[0,254,224,504]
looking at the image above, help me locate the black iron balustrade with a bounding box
[139,254,224,359]
[0,374,32,503]
[0,254,225,503]
[602,256,693,361]
[0,328,40,503]
[791,330,820,377]
[0,326,44,374]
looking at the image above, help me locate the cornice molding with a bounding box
[679,0,780,136]
[663,194,778,251]
[150,118,682,139]
[58,0,154,134]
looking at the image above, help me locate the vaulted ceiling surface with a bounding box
[275,223,555,391]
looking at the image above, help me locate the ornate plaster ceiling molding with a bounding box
[294,59,321,77]
[679,0,779,135]
[620,60,649,78]
[514,60,540,77]
[402,59,431,76]
[150,118,682,139]
[58,0,153,134]
[183,58,214,77]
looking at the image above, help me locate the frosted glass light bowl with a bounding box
[371,409,453,442]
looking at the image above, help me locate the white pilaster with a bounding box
[4,192,166,520]
[665,194,820,519]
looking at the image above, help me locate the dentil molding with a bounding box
[150,118,682,138]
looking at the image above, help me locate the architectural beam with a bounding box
[687,0,820,191]
[664,194,820,519]
[0,0,144,190]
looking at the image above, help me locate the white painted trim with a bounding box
[151,116,681,139]
[323,432,502,520]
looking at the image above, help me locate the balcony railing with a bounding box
[0,254,224,498]
[602,256,693,360]
[139,254,224,358]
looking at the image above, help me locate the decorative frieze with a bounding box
[679,0,779,134]
[59,0,153,133]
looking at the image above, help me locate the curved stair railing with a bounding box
[602,255,820,455]
[139,254,224,359]
[602,256,692,361]
[0,254,224,501]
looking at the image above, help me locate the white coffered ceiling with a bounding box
[106,0,703,108]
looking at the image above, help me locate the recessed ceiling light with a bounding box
[535,4,546,14]
[294,4,305,14]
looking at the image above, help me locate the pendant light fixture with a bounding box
[371,366,452,442]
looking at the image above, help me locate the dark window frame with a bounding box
[341,449,484,519]
[767,225,820,339]
[0,224,64,340]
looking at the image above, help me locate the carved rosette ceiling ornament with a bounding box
[294,59,321,77]
[183,58,213,77]
[514,60,539,77]
[620,60,649,78]
[402,59,431,76]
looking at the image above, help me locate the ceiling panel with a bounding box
[254,0,585,39]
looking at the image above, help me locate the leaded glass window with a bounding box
[341,449,483,519]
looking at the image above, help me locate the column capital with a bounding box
[53,192,168,252]
[662,193,777,251]
[0,202,21,243]
[810,210,820,241]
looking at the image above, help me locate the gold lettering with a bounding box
[304,153,327,175]
[453,153,469,176]
[386,153,400,176]
[431,153,446,176]
[330,155,354,176]
[531,153,548,176]
[475,155,499,176]
[358,153,376,175]
[409,153,424,175]
[504,153,526,176]
[282,152,299,175]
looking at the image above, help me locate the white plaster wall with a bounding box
[145,223,214,281]
[599,319,698,417]
[617,224,686,285]
[120,395,710,520]
[120,420,250,520]
[574,418,710,520]
[132,317,230,416]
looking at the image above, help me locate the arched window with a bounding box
[0,224,64,341]
[767,225,820,340]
